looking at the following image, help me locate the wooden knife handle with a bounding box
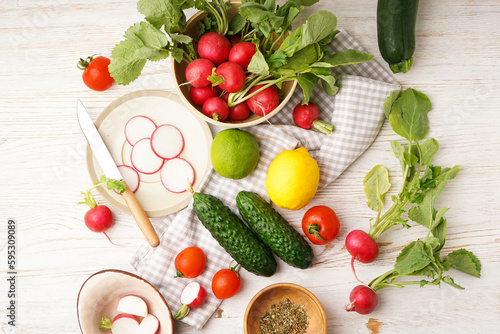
[121,182,160,248]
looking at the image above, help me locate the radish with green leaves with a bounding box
[347,89,461,269]
[209,62,246,93]
[78,176,126,243]
[174,282,207,320]
[292,102,334,134]
[344,89,481,314]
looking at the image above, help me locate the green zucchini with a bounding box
[236,191,314,269]
[377,0,419,73]
[192,192,277,277]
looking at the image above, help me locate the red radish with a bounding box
[228,102,251,121]
[210,62,246,93]
[78,178,126,244]
[202,97,229,121]
[136,314,160,334]
[100,314,139,334]
[131,138,164,174]
[115,165,140,193]
[345,230,379,264]
[292,102,334,134]
[197,32,231,65]
[160,158,195,193]
[174,282,207,320]
[185,59,215,88]
[345,285,378,314]
[117,295,148,318]
[84,205,113,233]
[228,42,257,69]
[150,125,184,160]
[246,85,280,116]
[124,116,157,146]
[189,86,218,106]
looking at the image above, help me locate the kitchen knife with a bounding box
[77,100,160,248]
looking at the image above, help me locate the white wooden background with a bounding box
[1,0,499,333]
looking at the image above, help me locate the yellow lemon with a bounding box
[266,147,319,210]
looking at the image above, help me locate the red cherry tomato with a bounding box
[78,55,114,91]
[174,247,206,278]
[301,206,340,245]
[212,262,241,299]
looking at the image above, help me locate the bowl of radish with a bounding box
[77,269,174,334]
[171,1,297,128]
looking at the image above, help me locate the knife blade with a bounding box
[77,100,160,247]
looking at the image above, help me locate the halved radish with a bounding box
[150,124,184,159]
[111,314,139,334]
[136,314,160,334]
[131,138,164,175]
[124,116,157,146]
[160,158,195,193]
[116,295,148,318]
[114,165,140,194]
[174,282,207,320]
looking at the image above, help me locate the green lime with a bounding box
[210,129,260,180]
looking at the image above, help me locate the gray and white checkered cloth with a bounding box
[130,30,400,329]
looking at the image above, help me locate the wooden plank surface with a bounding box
[1,0,499,333]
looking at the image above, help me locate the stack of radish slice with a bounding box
[100,295,160,334]
[120,115,195,194]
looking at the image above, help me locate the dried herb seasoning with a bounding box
[259,298,309,334]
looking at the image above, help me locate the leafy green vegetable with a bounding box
[366,89,461,240]
[363,165,391,212]
[444,249,482,278]
[387,88,432,142]
[394,241,433,276]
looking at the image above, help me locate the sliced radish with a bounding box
[116,295,148,318]
[114,165,140,194]
[131,138,164,174]
[136,314,160,334]
[174,282,207,320]
[181,282,206,309]
[124,116,157,146]
[111,314,139,334]
[150,124,184,160]
[160,158,195,193]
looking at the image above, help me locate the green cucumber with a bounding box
[236,191,314,269]
[192,192,277,277]
[377,0,419,73]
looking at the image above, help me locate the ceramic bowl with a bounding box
[77,269,174,334]
[244,283,327,334]
[171,1,297,128]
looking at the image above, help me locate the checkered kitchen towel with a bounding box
[131,30,400,329]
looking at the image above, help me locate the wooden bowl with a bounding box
[171,1,297,128]
[77,269,174,334]
[244,283,327,334]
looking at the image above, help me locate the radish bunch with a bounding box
[123,115,195,193]
[99,295,160,334]
[185,33,281,122]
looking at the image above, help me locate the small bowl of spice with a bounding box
[244,283,327,334]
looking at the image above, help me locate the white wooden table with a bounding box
[1,1,499,333]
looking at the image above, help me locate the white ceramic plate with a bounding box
[86,90,213,217]
[77,269,174,334]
